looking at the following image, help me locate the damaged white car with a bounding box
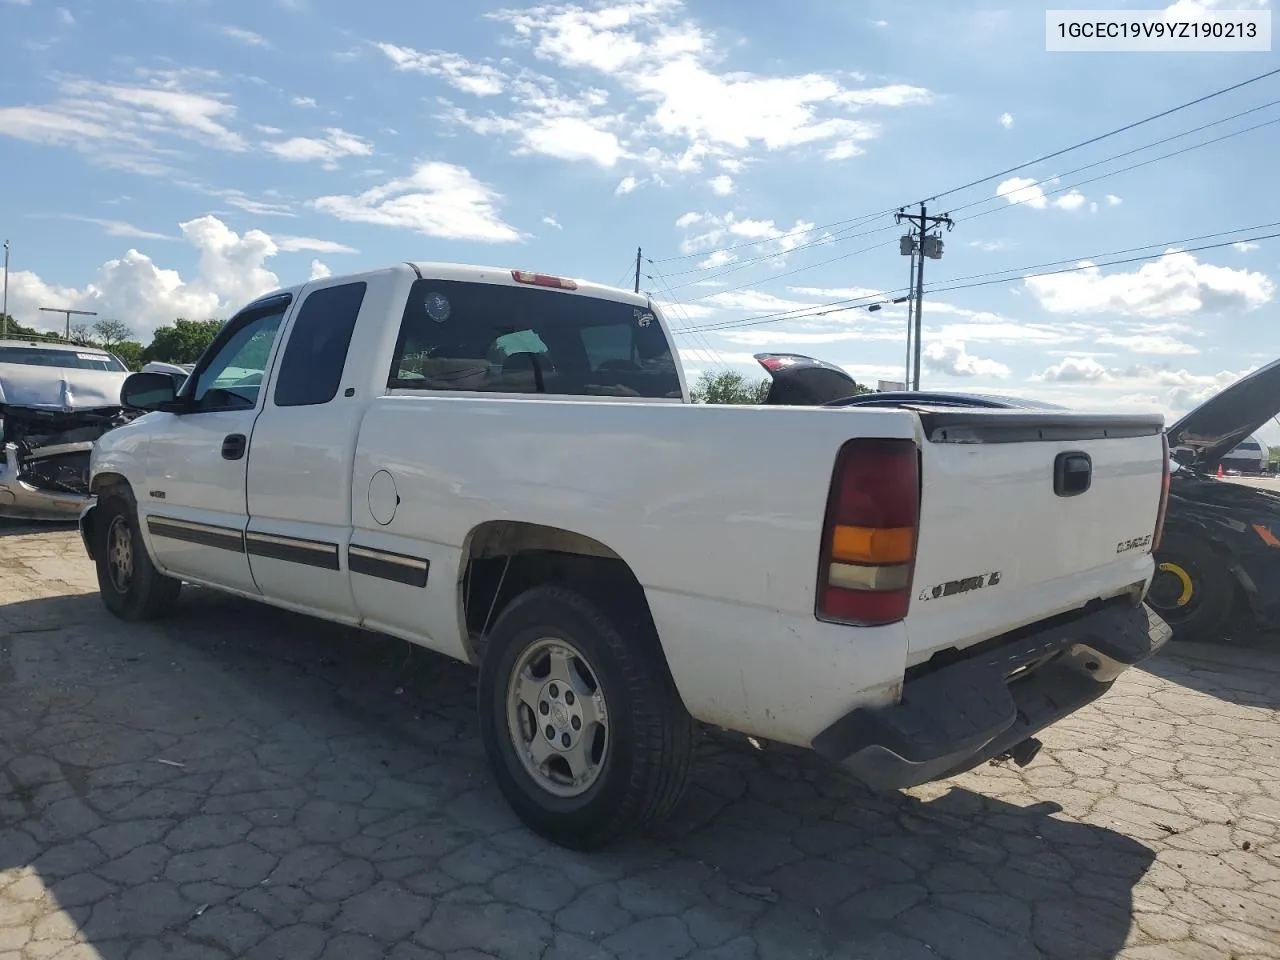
[0,340,136,520]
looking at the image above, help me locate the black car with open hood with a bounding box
[1150,356,1280,642]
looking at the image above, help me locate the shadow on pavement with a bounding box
[0,587,1157,960]
[0,519,78,538]
[1143,637,1280,710]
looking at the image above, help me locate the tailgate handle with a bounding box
[1053,451,1092,497]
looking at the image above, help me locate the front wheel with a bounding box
[477,584,694,850]
[1148,532,1233,643]
[94,495,182,621]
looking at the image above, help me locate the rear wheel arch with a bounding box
[458,520,667,664]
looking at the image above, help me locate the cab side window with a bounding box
[189,300,290,412]
[273,282,367,407]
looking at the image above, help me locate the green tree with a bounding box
[93,318,133,349]
[111,340,146,371]
[143,318,224,364]
[1,315,66,342]
[689,370,772,404]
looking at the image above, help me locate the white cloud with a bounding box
[995,177,1087,212]
[1026,249,1274,317]
[1234,241,1259,252]
[709,174,734,196]
[923,340,1010,378]
[4,216,284,340]
[273,236,358,254]
[0,72,247,173]
[1106,194,1122,206]
[698,249,735,269]
[1054,190,1086,211]
[520,115,626,166]
[310,161,521,243]
[209,188,296,218]
[222,26,269,47]
[41,214,173,241]
[292,96,318,108]
[542,215,563,230]
[376,42,506,96]
[700,289,816,314]
[477,0,929,171]
[55,6,74,25]
[1097,332,1199,355]
[265,127,373,169]
[440,83,628,168]
[309,259,332,281]
[676,211,819,260]
[968,239,1012,252]
[1038,356,1111,382]
[999,112,1014,129]
[615,175,641,195]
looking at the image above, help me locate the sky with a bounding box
[1,0,1279,439]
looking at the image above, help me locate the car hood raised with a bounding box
[1165,356,1280,470]
[0,363,128,411]
[753,352,868,405]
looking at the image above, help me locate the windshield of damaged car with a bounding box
[0,347,127,372]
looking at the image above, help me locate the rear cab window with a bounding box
[388,279,682,399]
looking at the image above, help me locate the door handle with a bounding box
[221,434,247,460]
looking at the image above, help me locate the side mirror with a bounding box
[120,371,180,412]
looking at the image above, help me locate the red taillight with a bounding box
[511,269,578,290]
[1152,432,1172,553]
[816,437,920,626]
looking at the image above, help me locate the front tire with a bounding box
[1148,532,1233,643]
[94,494,182,621]
[477,584,694,850]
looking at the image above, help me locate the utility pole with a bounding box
[2,240,9,340]
[40,306,97,341]
[902,243,916,390]
[896,204,954,391]
[634,246,642,294]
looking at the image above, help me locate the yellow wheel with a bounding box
[1149,533,1234,642]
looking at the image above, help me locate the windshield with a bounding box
[0,346,127,372]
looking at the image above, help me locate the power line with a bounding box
[948,96,1280,217]
[648,65,1280,265]
[664,105,1280,303]
[960,111,1280,224]
[645,262,731,370]
[674,227,1280,335]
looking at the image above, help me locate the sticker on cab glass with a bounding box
[635,310,653,328]
[425,293,451,323]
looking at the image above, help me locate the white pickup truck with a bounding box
[81,262,1172,848]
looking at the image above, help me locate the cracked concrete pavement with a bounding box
[1,525,1278,959]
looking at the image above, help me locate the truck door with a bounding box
[243,277,373,621]
[141,294,292,593]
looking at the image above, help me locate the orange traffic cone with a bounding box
[1217,463,1225,478]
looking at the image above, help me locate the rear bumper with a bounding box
[811,601,1172,790]
[0,442,95,521]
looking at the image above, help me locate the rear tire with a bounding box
[1148,532,1233,643]
[477,584,694,850]
[94,494,182,622]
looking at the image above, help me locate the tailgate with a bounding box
[905,408,1167,665]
